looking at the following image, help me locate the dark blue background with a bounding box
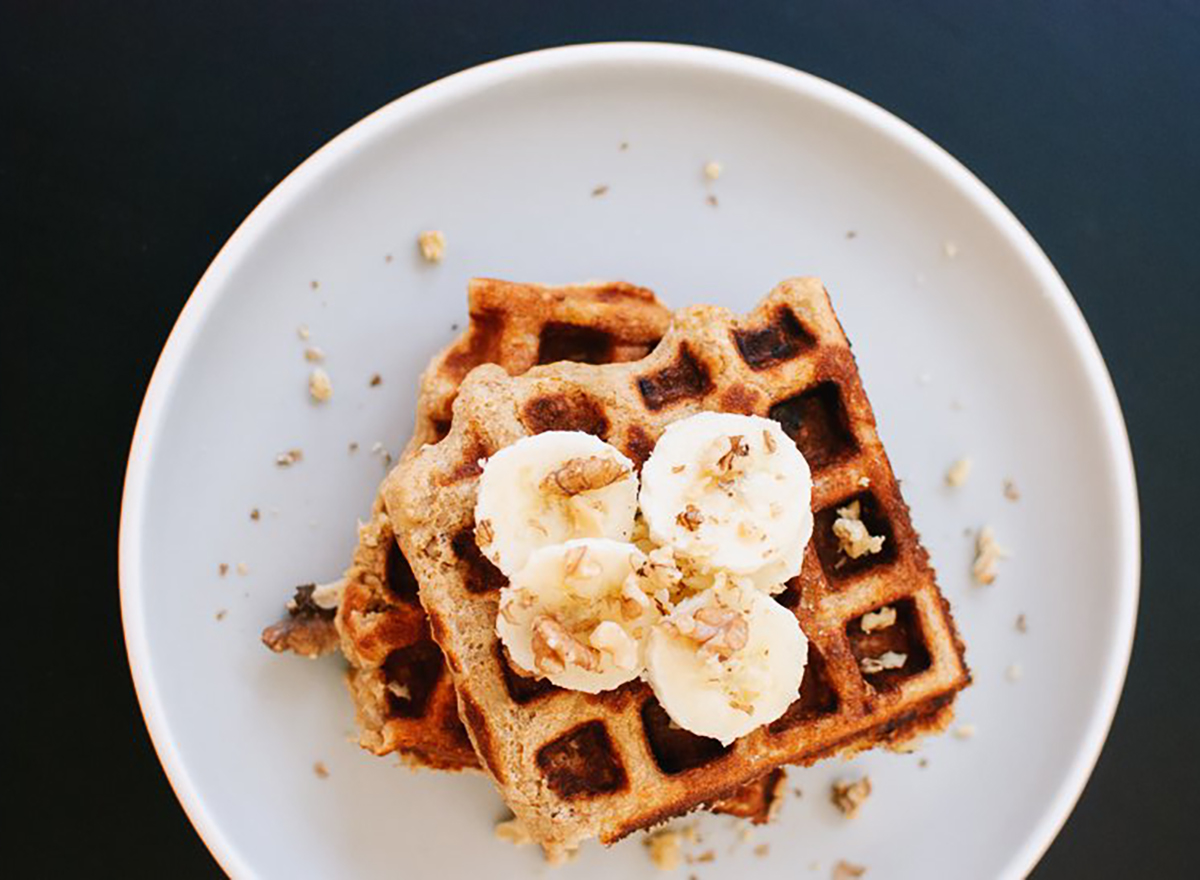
[7,1,1198,876]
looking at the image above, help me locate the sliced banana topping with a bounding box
[644,584,807,745]
[639,412,813,592]
[496,539,660,693]
[475,431,638,577]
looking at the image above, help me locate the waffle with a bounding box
[384,277,970,853]
[264,279,671,770]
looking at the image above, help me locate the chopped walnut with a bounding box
[309,367,333,402]
[645,829,684,870]
[494,816,534,846]
[762,429,777,453]
[369,373,382,387]
[703,160,723,181]
[972,526,1007,584]
[417,229,445,262]
[833,860,867,879]
[543,456,628,495]
[530,615,600,675]
[218,563,229,577]
[591,184,609,197]
[1003,478,1021,501]
[589,620,638,671]
[945,456,972,487]
[276,448,303,467]
[860,606,896,633]
[476,518,495,546]
[235,562,249,576]
[859,651,906,674]
[715,435,750,474]
[313,761,329,779]
[832,501,885,558]
[677,504,704,531]
[1016,613,1028,633]
[303,346,325,363]
[672,603,749,659]
[830,776,872,818]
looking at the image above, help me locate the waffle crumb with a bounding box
[833,860,867,879]
[833,501,885,559]
[831,777,872,818]
[972,526,1007,584]
[1016,613,1028,633]
[592,184,609,197]
[860,606,896,633]
[494,816,534,846]
[313,761,329,778]
[943,239,958,259]
[218,563,229,577]
[276,448,303,467]
[1006,663,1023,682]
[417,230,445,262]
[954,723,977,740]
[369,373,382,387]
[945,456,972,487]
[1003,478,1021,501]
[645,829,685,871]
[296,324,310,340]
[703,160,723,181]
[309,367,333,402]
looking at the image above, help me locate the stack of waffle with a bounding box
[264,276,969,856]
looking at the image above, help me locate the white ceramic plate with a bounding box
[120,43,1138,879]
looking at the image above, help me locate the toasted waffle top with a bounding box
[385,277,970,853]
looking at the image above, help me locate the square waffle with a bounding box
[384,277,970,853]
[261,278,791,817]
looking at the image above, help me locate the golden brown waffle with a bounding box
[384,277,970,853]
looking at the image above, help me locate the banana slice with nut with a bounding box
[639,412,813,592]
[475,431,638,577]
[644,583,807,744]
[497,538,661,693]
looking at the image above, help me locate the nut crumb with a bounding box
[677,504,704,531]
[348,442,359,453]
[235,562,249,576]
[276,449,303,467]
[309,367,333,402]
[832,501,885,558]
[543,455,628,496]
[417,230,446,262]
[831,777,872,818]
[918,757,929,768]
[313,761,329,779]
[860,606,896,633]
[754,843,770,857]
[703,160,723,181]
[945,456,972,487]
[296,324,310,340]
[250,508,260,521]
[1003,478,1021,501]
[954,723,977,740]
[1015,613,1028,633]
[592,184,609,197]
[494,816,534,846]
[310,280,319,290]
[645,829,684,871]
[218,563,229,577]
[303,346,324,363]
[369,373,382,387]
[691,850,715,864]
[833,860,867,879]
[215,609,227,621]
[706,194,719,207]
[1006,663,1023,682]
[384,253,393,263]
[846,230,857,239]
[859,651,906,674]
[972,526,1007,584]
[619,141,629,151]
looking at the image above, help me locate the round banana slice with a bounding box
[644,584,807,745]
[639,412,813,591]
[475,431,639,577]
[496,538,660,693]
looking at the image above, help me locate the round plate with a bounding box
[120,43,1138,879]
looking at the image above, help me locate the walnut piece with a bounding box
[673,603,749,659]
[417,229,445,262]
[945,456,972,487]
[830,777,872,818]
[677,504,704,531]
[530,615,600,675]
[542,455,629,496]
[972,525,1007,584]
[476,518,495,547]
[832,501,885,558]
[859,651,906,675]
[833,860,867,879]
[860,606,896,633]
[308,367,333,402]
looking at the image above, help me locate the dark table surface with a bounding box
[8,1,1199,877]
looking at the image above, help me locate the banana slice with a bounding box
[496,538,660,693]
[475,431,638,577]
[639,412,813,592]
[644,583,807,745]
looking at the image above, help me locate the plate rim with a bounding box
[118,41,1140,879]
